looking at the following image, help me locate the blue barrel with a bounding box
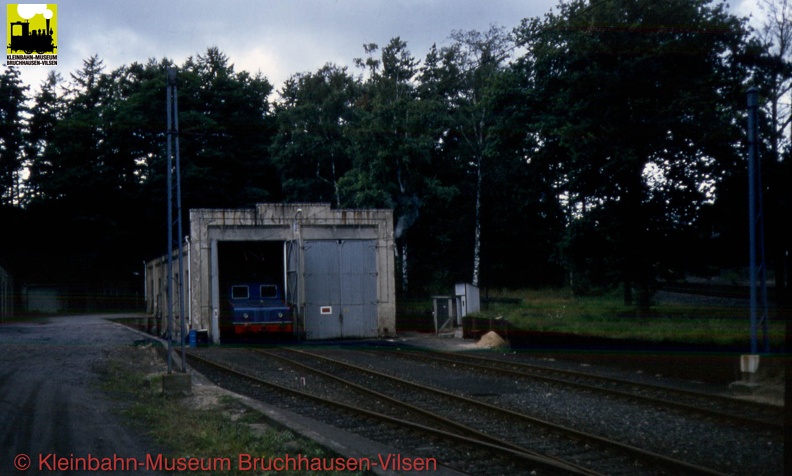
[188,329,197,347]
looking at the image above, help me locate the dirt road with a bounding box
[0,315,163,475]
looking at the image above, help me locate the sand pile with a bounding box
[475,330,508,349]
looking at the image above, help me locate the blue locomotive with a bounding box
[8,20,56,54]
[228,282,293,336]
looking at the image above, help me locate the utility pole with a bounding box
[166,68,187,373]
[746,87,770,355]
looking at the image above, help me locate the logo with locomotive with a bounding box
[6,3,57,65]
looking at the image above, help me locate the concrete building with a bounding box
[146,203,396,343]
[22,285,63,314]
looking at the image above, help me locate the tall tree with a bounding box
[179,47,278,209]
[516,0,752,306]
[406,43,470,291]
[441,26,514,287]
[18,56,116,289]
[343,38,426,292]
[19,49,279,297]
[344,38,461,293]
[40,55,110,203]
[0,66,28,206]
[23,71,65,204]
[757,0,792,162]
[271,64,358,206]
[479,64,569,288]
[755,0,792,302]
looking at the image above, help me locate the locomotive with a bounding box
[227,281,294,337]
[8,20,56,54]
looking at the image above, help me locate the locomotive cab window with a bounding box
[260,285,277,298]
[231,285,249,299]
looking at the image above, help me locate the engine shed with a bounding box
[145,203,396,343]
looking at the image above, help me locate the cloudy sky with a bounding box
[7,0,761,97]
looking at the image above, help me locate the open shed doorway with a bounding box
[217,240,290,342]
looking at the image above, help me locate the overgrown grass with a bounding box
[476,288,786,348]
[100,351,367,475]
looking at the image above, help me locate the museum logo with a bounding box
[6,3,57,66]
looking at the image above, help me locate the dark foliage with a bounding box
[1,1,789,309]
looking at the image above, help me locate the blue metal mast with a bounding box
[166,70,174,373]
[746,87,769,354]
[166,68,187,372]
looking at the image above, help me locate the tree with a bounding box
[755,0,792,303]
[342,38,426,292]
[178,47,279,209]
[0,66,28,206]
[38,55,110,203]
[271,64,358,206]
[18,49,279,300]
[440,26,514,287]
[12,57,116,290]
[404,44,470,290]
[757,0,792,162]
[23,71,65,204]
[480,65,570,288]
[515,0,753,306]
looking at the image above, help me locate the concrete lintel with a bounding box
[207,225,290,242]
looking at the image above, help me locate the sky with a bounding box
[5,0,762,98]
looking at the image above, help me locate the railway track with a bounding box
[184,348,601,475]
[271,347,745,475]
[228,346,732,475]
[384,348,784,430]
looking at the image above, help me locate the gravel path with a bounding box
[0,315,164,475]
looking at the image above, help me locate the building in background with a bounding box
[146,203,395,343]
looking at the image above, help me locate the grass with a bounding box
[0,313,51,323]
[99,346,368,475]
[474,288,787,348]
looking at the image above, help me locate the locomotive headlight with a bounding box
[243,313,249,319]
[278,312,283,318]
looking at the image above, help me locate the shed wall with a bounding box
[186,203,395,342]
[145,246,190,338]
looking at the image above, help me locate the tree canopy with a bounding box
[1,0,789,309]
[513,0,756,305]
